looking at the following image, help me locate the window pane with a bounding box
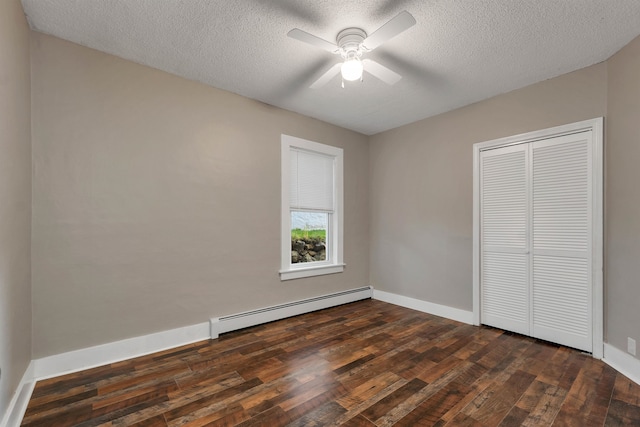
[291,211,328,264]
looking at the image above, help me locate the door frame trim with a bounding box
[472,117,604,359]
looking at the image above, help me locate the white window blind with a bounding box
[289,148,335,212]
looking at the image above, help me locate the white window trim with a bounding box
[280,135,344,281]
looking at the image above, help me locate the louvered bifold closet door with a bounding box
[531,132,592,352]
[480,144,530,335]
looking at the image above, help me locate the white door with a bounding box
[531,132,592,352]
[479,131,593,353]
[480,143,530,336]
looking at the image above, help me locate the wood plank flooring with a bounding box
[22,300,640,426]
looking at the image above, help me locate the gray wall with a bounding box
[606,35,640,360]
[369,63,607,311]
[17,20,640,368]
[0,0,32,418]
[31,34,370,358]
[370,32,640,363]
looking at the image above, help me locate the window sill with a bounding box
[280,263,345,281]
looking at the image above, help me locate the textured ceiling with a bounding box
[21,0,640,135]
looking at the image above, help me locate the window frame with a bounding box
[280,135,344,281]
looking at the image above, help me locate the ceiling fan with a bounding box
[287,10,416,88]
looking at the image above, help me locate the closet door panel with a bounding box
[531,132,592,352]
[482,251,529,333]
[532,136,590,253]
[480,145,529,335]
[532,255,590,350]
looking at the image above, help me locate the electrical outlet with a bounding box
[628,337,637,356]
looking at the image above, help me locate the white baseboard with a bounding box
[603,343,640,386]
[373,289,474,325]
[32,322,210,381]
[211,286,373,338]
[32,286,373,380]
[1,361,35,427]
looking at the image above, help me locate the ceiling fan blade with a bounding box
[309,63,342,89]
[362,10,416,51]
[362,59,402,85]
[287,28,341,54]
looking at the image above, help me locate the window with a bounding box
[280,135,344,280]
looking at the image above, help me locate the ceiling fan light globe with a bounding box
[341,59,363,81]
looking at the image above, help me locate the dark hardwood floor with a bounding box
[22,299,640,426]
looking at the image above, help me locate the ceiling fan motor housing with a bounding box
[337,27,367,59]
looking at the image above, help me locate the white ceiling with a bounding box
[20,0,640,135]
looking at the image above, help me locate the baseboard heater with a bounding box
[209,286,372,338]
